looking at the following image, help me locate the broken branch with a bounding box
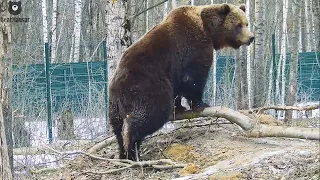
[249,104,320,113]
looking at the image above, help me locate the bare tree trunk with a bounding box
[285,0,300,124]
[0,0,13,178]
[246,0,252,108]
[42,0,48,57]
[211,50,217,106]
[236,46,248,110]
[73,0,82,62]
[51,0,58,63]
[300,0,307,52]
[120,0,133,48]
[280,0,288,107]
[0,102,12,180]
[305,0,312,51]
[266,53,273,105]
[312,0,320,51]
[275,0,282,105]
[253,0,266,108]
[145,0,149,32]
[172,0,176,9]
[163,1,168,20]
[235,50,242,109]
[210,0,216,107]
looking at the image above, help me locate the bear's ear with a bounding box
[219,4,231,15]
[17,1,22,5]
[239,4,246,12]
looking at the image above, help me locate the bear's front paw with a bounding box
[175,105,187,114]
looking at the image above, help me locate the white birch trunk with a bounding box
[73,0,82,62]
[304,0,311,51]
[172,0,176,9]
[56,7,66,62]
[51,0,58,63]
[211,0,216,106]
[163,2,168,20]
[69,36,75,62]
[191,0,194,5]
[246,0,252,108]
[146,0,149,32]
[41,0,48,60]
[310,0,318,51]
[253,0,266,108]
[280,0,288,106]
[266,56,273,105]
[212,50,217,106]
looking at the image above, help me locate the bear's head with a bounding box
[201,3,254,49]
[8,1,22,16]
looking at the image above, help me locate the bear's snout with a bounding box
[249,36,255,43]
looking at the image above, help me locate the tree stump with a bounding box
[57,109,75,140]
[13,116,30,148]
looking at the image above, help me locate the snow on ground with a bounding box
[23,117,107,146]
[13,117,176,171]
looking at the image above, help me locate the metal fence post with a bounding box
[103,40,108,129]
[44,43,53,144]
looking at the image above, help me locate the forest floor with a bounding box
[19,117,319,180]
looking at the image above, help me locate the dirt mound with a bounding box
[26,119,320,180]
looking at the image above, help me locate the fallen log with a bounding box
[175,106,320,140]
[87,106,319,154]
[248,104,320,113]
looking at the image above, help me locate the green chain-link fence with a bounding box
[10,40,320,146]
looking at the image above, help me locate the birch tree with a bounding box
[253,0,266,108]
[163,1,168,19]
[312,0,320,51]
[210,0,217,107]
[300,0,307,52]
[145,0,149,32]
[70,0,82,62]
[172,0,176,9]
[305,0,312,51]
[0,0,13,178]
[246,0,252,108]
[280,0,288,108]
[285,0,300,124]
[42,0,48,54]
[51,0,58,63]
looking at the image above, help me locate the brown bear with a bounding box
[108,3,254,161]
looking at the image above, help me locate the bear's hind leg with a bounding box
[109,102,126,159]
[122,116,143,161]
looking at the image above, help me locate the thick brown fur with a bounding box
[109,3,254,161]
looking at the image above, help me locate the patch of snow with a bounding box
[24,117,107,146]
